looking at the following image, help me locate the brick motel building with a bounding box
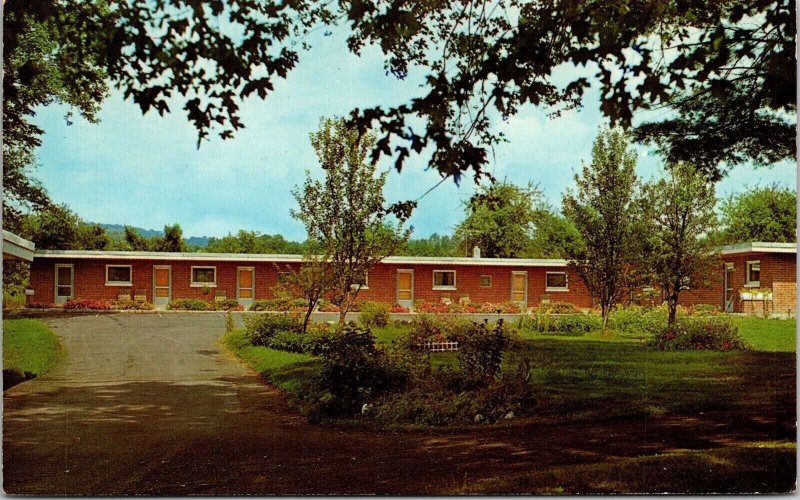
[25,242,796,315]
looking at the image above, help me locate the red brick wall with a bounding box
[27,258,592,309]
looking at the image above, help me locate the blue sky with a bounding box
[31,31,796,241]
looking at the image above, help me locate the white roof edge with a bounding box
[32,250,568,267]
[3,230,35,251]
[3,230,35,261]
[717,241,797,255]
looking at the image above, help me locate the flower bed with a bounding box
[168,298,244,311]
[63,298,157,310]
[413,300,522,314]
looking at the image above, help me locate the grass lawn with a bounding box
[222,329,320,393]
[3,319,64,376]
[732,316,796,352]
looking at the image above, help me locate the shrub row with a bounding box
[649,316,747,351]
[413,300,523,314]
[249,297,307,312]
[243,314,332,354]
[521,312,602,335]
[63,298,155,310]
[168,298,244,311]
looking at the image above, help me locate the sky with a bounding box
[31,30,796,241]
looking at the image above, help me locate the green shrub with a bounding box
[649,317,747,351]
[225,311,235,333]
[243,313,303,346]
[168,299,210,311]
[522,312,602,334]
[265,329,332,354]
[313,326,407,416]
[610,305,667,335]
[538,301,577,314]
[458,320,514,383]
[359,301,391,328]
[208,299,244,311]
[690,304,722,316]
[406,314,476,348]
[113,299,155,310]
[250,297,307,311]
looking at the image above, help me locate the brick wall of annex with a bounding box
[27,258,593,309]
[678,252,797,314]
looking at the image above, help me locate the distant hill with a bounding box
[98,223,210,248]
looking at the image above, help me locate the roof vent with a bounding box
[472,246,481,259]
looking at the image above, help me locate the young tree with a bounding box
[292,118,411,328]
[527,208,584,259]
[455,181,542,258]
[279,247,333,333]
[562,128,649,328]
[643,163,719,326]
[717,185,796,244]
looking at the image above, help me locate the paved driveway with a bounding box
[3,313,793,494]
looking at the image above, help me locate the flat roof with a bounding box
[3,230,35,262]
[32,250,569,267]
[717,242,797,255]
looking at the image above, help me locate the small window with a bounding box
[545,272,568,291]
[433,270,456,289]
[480,275,492,288]
[191,266,217,286]
[746,261,761,287]
[351,271,369,290]
[106,265,132,286]
[277,272,292,285]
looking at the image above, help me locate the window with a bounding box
[433,270,456,289]
[746,261,761,287]
[480,275,492,287]
[545,272,568,291]
[351,271,369,290]
[191,266,217,286]
[277,272,292,285]
[105,265,132,286]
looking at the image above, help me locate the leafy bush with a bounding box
[458,320,514,383]
[208,299,244,311]
[538,301,577,314]
[649,317,747,351]
[406,314,475,348]
[113,299,155,310]
[250,297,307,312]
[312,326,407,416]
[360,301,390,328]
[317,301,340,312]
[414,300,523,314]
[390,304,410,313]
[690,304,722,316]
[609,305,668,335]
[168,298,210,311]
[264,329,332,354]
[244,313,303,346]
[63,299,113,310]
[522,312,602,335]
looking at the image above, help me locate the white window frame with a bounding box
[480,275,492,288]
[745,260,761,287]
[105,264,133,286]
[432,270,457,290]
[545,271,569,292]
[350,271,369,291]
[190,266,217,287]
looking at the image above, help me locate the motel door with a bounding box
[511,271,528,308]
[396,270,414,310]
[153,266,172,309]
[724,263,735,313]
[237,267,255,308]
[55,264,73,305]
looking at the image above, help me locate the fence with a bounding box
[422,340,460,352]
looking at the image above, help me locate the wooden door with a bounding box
[237,267,255,307]
[55,264,73,305]
[511,272,528,307]
[396,270,414,309]
[153,266,171,308]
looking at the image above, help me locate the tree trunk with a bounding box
[337,293,351,330]
[302,299,317,333]
[667,292,679,327]
[601,302,610,330]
